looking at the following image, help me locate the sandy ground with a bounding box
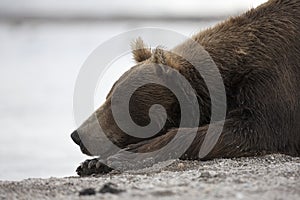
[0,154,299,200]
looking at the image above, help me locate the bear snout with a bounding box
[71,130,81,145]
[71,130,93,156]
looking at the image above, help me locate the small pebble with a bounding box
[99,183,124,194]
[177,163,185,169]
[200,171,212,178]
[79,188,96,196]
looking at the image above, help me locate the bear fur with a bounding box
[71,0,300,176]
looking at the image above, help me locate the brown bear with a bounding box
[71,0,300,176]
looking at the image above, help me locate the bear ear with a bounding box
[131,37,152,63]
[151,47,167,65]
[152,47,182,70]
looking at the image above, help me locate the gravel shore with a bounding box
[1,154,299,200]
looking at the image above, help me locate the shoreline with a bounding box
[1,154,299,200]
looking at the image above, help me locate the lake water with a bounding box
[0,20,225,181]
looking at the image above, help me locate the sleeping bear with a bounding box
[71,0,300,176]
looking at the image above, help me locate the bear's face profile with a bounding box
[71,39,183,157]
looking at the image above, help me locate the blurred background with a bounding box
[0,0,267,181]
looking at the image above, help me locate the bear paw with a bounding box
[76,158,113,176]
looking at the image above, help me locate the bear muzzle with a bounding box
[71,130,92,156]
[71,130,81,145]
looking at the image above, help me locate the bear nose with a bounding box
[71,130,81,145]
